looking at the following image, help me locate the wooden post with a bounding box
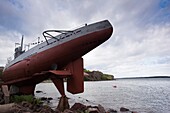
[1,85,10,104]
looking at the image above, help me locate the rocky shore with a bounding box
[0,90,137,113]
[0,92,137,113]
[0,101,137,113]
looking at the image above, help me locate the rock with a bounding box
[120,107,129,112]
[36,90,43,93]
[40,97,48,101]
[70,103,108,113]
[20,101,57,113]
[48,97,53,100]
[70,103,87,111]
[131,111,137,113]
[21,101,30,107]
[55,108,61,113]
[0,103,18,113]
[63,109,73,113]
[86,99,89,102]
[39,105,55,113]
[107,108,117,113]
[97,104,106,113]
[113,86,117,88]
[87,107,99,113]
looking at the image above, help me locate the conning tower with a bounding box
[14,36,25,58]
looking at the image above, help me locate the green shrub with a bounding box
[84,69,91,73]
[101,74,113,80]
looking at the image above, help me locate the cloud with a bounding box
[84,0,170,77]
[0,0,170,77]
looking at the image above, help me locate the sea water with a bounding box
[35,78,170,113]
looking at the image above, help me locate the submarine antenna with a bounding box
[21,35,24,51]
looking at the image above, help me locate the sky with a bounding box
[0,0,170,78]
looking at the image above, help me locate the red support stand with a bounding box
[50,76,69,111]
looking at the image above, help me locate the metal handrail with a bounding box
[42,30,73,45]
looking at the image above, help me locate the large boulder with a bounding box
[120,107,129,112]
[70,103,87,111]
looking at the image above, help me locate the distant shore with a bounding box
[84,69,115,81]
[116,76,170,79]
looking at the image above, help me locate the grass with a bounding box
[11,95,42,104]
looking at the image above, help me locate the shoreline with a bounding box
[0,100,136,113]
